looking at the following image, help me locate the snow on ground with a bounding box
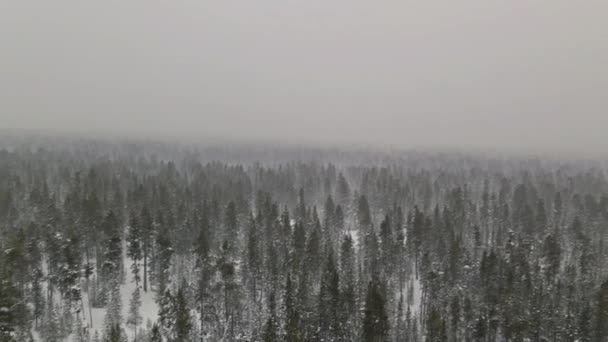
[83,256,160,339]
[408,276,422,315]
[32,251,160,341]
[83,283,105,335]
[347,229,360,247]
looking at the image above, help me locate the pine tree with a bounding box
[324,196,337,243]
[155,220,173,297]
[102,211,122,278]
[105,323,122,342]
[340,233,356,337]
[318,248,342,341]
[395,293,406,341]
[42,303,62,342]
[158,290,175,339]
[304,227,321,284]
[597,279,608,341]
[284,274,301,342]
[224,201,238,254]
[127,287,143,339]
[579,302,592,342]
[336,173,351,206]
[31,267,45,329]
[73,317,88,342]
[127,211,143,286]
[473,315,486,342]
[217,241,240,340]
[195,212,210,342]
[140,207,154,293]
[174,285,192,341]
[0,232,31,339]
[262,291,279,342]
[149,324,162,342]
[358,195,372,230]
[362,279,389,342]
[245,214,261,302]
[296,269,314,340]
[291,222,306,274]
[104,280,122,336]
[427,307,447,342]
[379,215,393,273]
[449,296,460,342]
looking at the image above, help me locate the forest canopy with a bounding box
[1,138,608,341]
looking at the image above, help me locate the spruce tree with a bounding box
[262,291,279,342]
[318,248,342,341]
[127,287,142,339]
[284,275,301,342]
[597,279,608,341]
[362,280,389,342]
[127,211,143,286]
[158,289,175,339]
[149,324,162,342]
[174,285,192,342]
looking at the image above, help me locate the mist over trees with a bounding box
[1,139,608,341]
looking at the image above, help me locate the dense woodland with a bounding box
[1,139,608,341]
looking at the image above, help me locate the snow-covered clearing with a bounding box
[32,244,159,341]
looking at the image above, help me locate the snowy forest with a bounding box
[1,138,608,342]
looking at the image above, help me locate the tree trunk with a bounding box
[143,249,148,292]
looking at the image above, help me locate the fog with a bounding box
[1,1,607,155]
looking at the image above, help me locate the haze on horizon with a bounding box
[1,1,607,155]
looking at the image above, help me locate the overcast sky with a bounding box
[1,1,607,154]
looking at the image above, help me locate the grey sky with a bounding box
[1,1,607,154]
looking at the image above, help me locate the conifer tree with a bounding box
[597,279,608,341]
[149,324,162,342]
[104,280,122,336]
[245,214,261,302]
[127,287,142,339]
[127,211,143,286]
[318,248,342,341]
[362,279,389,342]
[139,207,154,293]
[284,274,301,342]
[262,291,279,342]
[174,285,192,342]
